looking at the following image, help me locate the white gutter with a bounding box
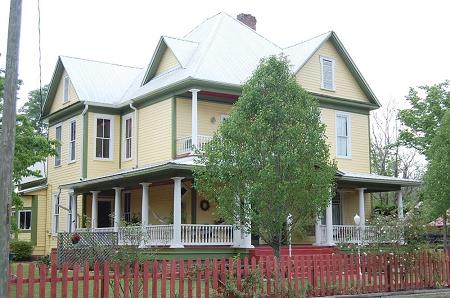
[129,102,139,168]
[80,103,89,179]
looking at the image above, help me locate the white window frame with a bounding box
[122,113,133,161]
[63,76,70,103]
[320,56,336,91]
[335,111,351,159]
[55,124,62,167]
[52,193,60,235]
[67,193,75,232]
[68,119,76,163]
[18,210,32,231]
[93,113,114,161]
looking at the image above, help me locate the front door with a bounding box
[97,201,112,228]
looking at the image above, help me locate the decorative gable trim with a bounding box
[296,31,381,108]
[42,57,65,118]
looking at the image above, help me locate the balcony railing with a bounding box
[181,224,234,245]
[176,135,213,156]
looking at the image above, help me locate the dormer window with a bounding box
[63,76,70,103]
[320,56,335,91]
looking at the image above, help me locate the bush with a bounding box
[10,241,34,261]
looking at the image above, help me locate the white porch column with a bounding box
[357,188,366,227]
[325,196,334,246]
[91,191,100,230]
[171,177,184,248]
[140,183,151,226]
[190,89,200,151]
[397,189,404,219]
[113,187,123,232]
[241,200,254,249]
[314,216,322,245]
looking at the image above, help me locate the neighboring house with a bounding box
[36,12,419,257]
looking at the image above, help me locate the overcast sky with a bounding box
[1,0,449,109]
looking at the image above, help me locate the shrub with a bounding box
[10,241,34,261]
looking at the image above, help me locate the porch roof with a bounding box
[336,171,421,192]
[60,157,196,194]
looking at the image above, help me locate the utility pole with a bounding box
[0,0,22,296]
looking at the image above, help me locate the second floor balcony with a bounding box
[176,135,213,156]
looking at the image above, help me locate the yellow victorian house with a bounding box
[19,12,419,258]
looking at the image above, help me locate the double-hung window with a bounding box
[18,210,32,230]
[55,125,62,166]
[336,112,351,158]
[52,194,60,234]
[63,76,70,103]
[320,56,335,91]
[123,115,133,160]
[95,115,113,159]
[69,120,76,162]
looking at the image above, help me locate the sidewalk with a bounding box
[330,288,450,297]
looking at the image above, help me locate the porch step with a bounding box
[249,245,337,261]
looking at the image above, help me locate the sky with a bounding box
[1,0,449,109]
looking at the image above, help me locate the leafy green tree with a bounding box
[398,81,450,155]
[423,110,450,251]
[19,85,48,135]
[194,56,336,257]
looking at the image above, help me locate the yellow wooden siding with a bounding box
[342,192,371,225]
[296,40,369,103]
[176,97,233,138]
[47,115,84,254]
[49,70,80,114]
[155,48,179,76]
[87,112,120,178]
[321,107,370,173]
[138,99,172,165]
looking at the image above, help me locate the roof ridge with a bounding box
[224,12,282,50]
[163,35,199,45]
[60,55,144,69]
[183,12,223,39]
[283,31,331,50]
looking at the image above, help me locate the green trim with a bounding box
[47,102,84,126]
[171,97,177,159]
[141,248,248,261]
[82,111,88,178]
[119,115,122,168]
[87,105,121,115]
[31,196,38,245]
[315,93,377,115]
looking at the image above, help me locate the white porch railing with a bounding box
[77,224,234,247]
[176,135,213,156]
[181,224,234,245]
[318,225,396,245]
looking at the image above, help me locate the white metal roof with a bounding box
[49,12,377,109]
[339,171,421,186]
[60,56,143,105]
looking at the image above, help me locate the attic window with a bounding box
[320,56,335,91]
[63,76,70,103]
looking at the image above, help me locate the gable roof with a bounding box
[43,12,380,117]
[42,56,143,116]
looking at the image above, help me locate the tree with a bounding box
[194,56,336,257]
[398,81,450,156]
[19,85,48,135]
[423,110,450,251]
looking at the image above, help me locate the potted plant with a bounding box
[71,233,81,244]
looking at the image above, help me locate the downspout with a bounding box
[80,103,88,179]
[129,102,139,168]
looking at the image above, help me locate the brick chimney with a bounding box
[237,13,257,30]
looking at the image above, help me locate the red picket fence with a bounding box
[8,250,450,297]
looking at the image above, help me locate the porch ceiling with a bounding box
[336,171,421,193]
[60,160,194,194]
